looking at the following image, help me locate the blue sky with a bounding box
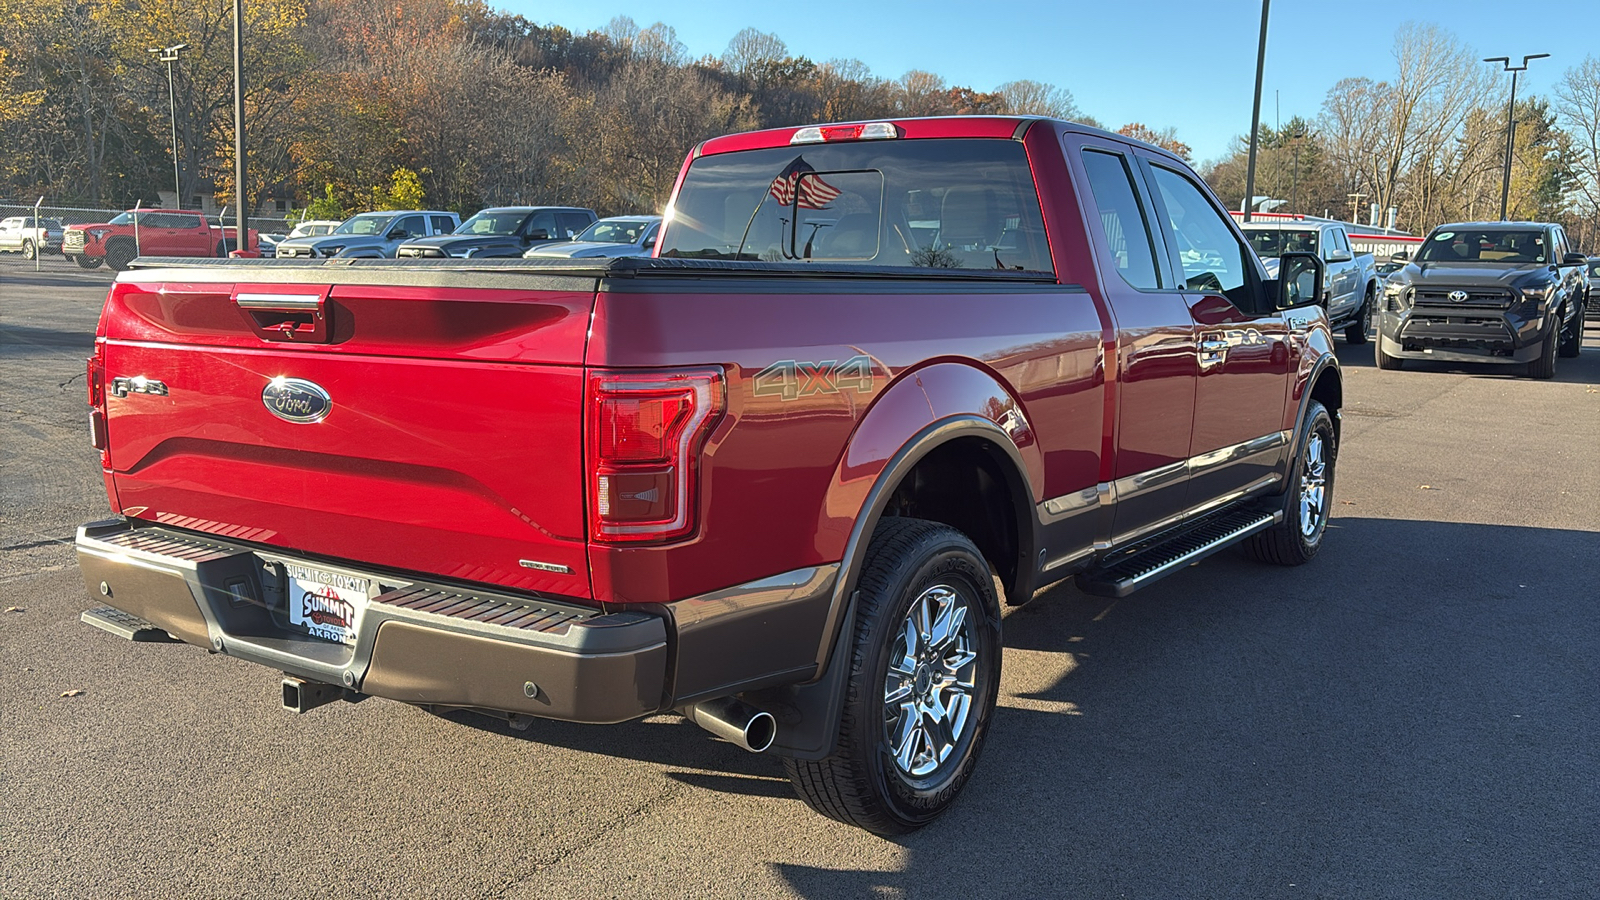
[503,0,1596,165]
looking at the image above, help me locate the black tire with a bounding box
[1246,400,1335,566]
[104,239,136,272]
[784,517,1002,835]
[1526,321,1558,379]
[1557,307,1582,358]
[1376,342,1404,370]
[1345,286,1373,344]
[21,239,35,260]
[73,255,102,270]
[217,239,237,257]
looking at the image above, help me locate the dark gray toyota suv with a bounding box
[1377,222,1588,378]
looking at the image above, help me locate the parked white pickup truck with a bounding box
[1239,218,1378,343]
[0,215,65,259]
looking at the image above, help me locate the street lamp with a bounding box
[1242,0,1270,223]
[147,43,188,209]
[1483,53,1549,221]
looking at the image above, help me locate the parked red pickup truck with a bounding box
[77,117,1341,834]
[63,208,258,271]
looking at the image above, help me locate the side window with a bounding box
[556,212,592,239]
[393,215,424,238]
[1149,165,1252,307]
[1079,149,1162,290]
[172,215,203,230]
[525,211,557,239]
[431,215,456,235]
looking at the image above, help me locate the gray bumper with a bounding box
[1379,306,1545,363]
[75,520,668,723]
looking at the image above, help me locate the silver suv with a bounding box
[274,211,460,259]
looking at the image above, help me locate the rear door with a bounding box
[99,271,600,599]
[1140,158,1292,508]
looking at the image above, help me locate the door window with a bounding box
[1080,149,1162,290]
[171,215,203,230]
[431,215,456,235]
[557,212,593,239]
[1149,165,1254,309]
[524,211,557,240]
[392,215,424,239]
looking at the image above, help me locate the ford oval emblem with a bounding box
[262,377,331,423]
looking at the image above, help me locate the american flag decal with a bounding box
[768,157,842,210]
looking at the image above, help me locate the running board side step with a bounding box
[81,605,178,642]
[1075,508,1281,598]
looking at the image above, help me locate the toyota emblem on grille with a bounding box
[262,377,332,423]
[1448,290,1469,302]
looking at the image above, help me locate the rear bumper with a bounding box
[75,519,668,724]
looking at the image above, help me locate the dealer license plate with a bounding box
[284,563,372,645]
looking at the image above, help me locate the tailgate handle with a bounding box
[234,291,330,343]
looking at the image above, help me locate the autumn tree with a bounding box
[1117,123,1192,160]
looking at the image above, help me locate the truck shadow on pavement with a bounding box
[760,516,1597,897]
[1335,333,1600,382]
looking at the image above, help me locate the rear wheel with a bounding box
[21,239,36,260]
[1345,287,1373,344]
[73,255,102,270]
[104,239,136,272]
[784,517,1002,835]
[1246,400,1335,566]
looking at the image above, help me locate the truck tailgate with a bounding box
[98,271,597,600]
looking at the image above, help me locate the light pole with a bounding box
[147,43,188,208]
[1241,0,1270,223]
[233,0,249,253]
[1483,53,1549,221]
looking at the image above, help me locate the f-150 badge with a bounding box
[262,376,332,423]
[753,355,875,401]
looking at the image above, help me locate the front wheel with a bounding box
[73,255,102,270]
[21,239,36,260]
[1345,287,1373,344]
[1246,400,1335,566]
[104,239,136,272]
[1526,321,1558,379]
[1557,307,1582,358]
[784,517,1002,835]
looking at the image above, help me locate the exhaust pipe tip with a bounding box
[681,697,777,753]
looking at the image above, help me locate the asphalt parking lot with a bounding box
[3,254,1597,899]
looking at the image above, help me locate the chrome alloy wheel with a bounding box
[1299,432,1328,538]
[883,583,979,779]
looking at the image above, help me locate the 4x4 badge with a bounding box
[262,377,332,423]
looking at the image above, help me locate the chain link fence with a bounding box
[0,202,294,233]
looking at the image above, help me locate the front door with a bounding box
[1142,160,1293,509]
[1067,135,1198,547]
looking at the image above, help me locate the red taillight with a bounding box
[587,367,724,542]
[87,342,108,456]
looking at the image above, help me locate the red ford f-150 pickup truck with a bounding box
[64,208,258,272]
[76,117,1341,834]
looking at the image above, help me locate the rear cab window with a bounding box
[660,139,1052,274]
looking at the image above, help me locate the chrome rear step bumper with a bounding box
[75,519,668,723]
